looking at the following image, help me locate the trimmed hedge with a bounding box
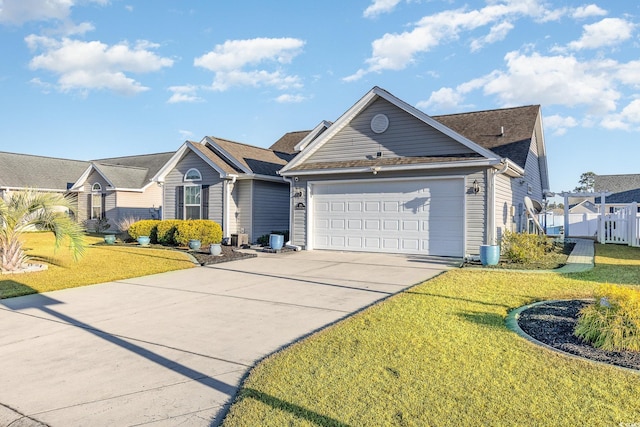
[174,220,223,246]
[501,230,551,263]
[156,220,182,244]
[128,220,160,242]
[128,219,223,246]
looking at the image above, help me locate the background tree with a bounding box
[574,171,596,192]
[0,190,86,272]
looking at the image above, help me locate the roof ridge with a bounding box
[209,136,276,153]
[432,104,539,118]
[93,151,174,161]
[93,162,149,171]
[0,151,88,163]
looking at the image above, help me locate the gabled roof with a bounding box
[280,86,506,175]
[94,152,175,185]
[294,120,333,153]
[269,130,311,154]
[0,151,89,192]
[208,136,294,177]
[432,105,540,169]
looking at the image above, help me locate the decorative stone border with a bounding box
[1,263,48,275]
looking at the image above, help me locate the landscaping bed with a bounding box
[464,241,575,270]
[517,299,640,371]
[187,245,257,265]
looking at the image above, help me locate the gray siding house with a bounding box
[279,86,549,258]
[594,174,640,207]
[153,136,296,243]
[0,151,172,229]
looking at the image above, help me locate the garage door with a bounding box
[311,178,464,256]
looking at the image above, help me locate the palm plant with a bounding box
[0,189,86,272]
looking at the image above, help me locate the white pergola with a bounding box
[559,191,612,240]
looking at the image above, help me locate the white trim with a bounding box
[201,136,251,174]
[280,86,500,174]
[306,175,466,256]
[0,186,67,193]
[184,168,202,182]
[235,173,287,183]
[152,141,228,183]
[183,184,202,220]
[91,182,102,191]
[70,163,115,191]
[283,159,499,177]
[293,120,332,153]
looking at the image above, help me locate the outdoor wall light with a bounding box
[473,179,480,194]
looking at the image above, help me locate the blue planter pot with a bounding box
[137,236,150,247]
[104,234,116,244]
[188,239,201,251]
[480,245,500,266]
[269,234,284,251]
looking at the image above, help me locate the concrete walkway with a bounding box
[554,238,595,273]
[0,250,459,427]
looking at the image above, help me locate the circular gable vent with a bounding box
[371,114,389,133]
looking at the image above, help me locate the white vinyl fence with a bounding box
[541,202,640,248]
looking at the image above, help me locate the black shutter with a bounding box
[176,186,184,219]
[101,193,107,219]
[88,194,92,219]
[201,185,209,220]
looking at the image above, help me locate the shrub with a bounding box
[128,220,160,242]
[156,220,182,245]
[174,220,222,246]
[500,231,551,263]
[116,216,140,233]
[256,230,289,246]
[575,284,640,352]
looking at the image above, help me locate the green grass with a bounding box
[223,244,640,426]
[1,232,195,298]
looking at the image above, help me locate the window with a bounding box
[91,183,102,219]
[184,168,202,181]
[184,185,201,219]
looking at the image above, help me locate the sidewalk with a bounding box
[554,238,595,273]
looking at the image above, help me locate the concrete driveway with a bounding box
[0,250,460,426]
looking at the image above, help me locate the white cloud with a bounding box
[363,0,402,18]
[571,4,607,19]
[568,18,635,50]
[0,0,107,25]
[470,21,514,52]
[544,114,578,135]
[194,37,305,91]
[178,129,195,140]
[416,87,464,112]
[275,93,307,103]
[418,49,640,131]
[167,85,202,104]
[345,0,567,81]
[27,36,173,95]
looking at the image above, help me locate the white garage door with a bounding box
[311,178,464,257]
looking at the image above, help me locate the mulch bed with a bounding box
[184,245,257,265]
[517,300,640,371]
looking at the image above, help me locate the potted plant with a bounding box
[137,236,151,246]
[188,239,201,251]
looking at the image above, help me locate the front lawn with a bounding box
[223,244,640,426]
[0,233,195,299]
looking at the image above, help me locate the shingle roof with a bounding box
[432,105,540,169]
[269,130,311,154]
[594,174,640,203]
[289,154,484,171]
[0,151,89,191]
[189,142,243,175]
[209,137,295,176]
[94,152,175,185]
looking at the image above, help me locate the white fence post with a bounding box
[631,202,639,247]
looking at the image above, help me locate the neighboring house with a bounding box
[0,150,172,229]
[69,152,174,228]
[594,174,640,207]
[568,200,599,214]
[279,86,549,258]
[153,136,295,242]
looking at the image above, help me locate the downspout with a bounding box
[487,159,510,245]
[222,175,237,239]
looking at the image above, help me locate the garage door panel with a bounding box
[312,179,464,256]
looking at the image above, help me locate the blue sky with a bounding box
[1,0,639,196]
